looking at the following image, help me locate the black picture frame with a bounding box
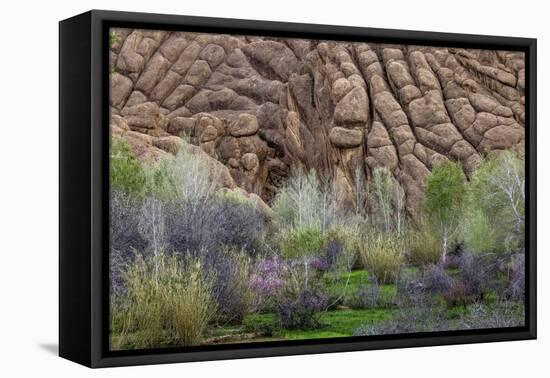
[59,9,537,368]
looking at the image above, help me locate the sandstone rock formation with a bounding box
[109,28,525,218]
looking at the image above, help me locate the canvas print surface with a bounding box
[108,27,526,351]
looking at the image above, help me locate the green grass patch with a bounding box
[325,269,397,308]
[283,309,394,339]
[240,308,395,341]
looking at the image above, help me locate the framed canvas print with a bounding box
[59,10,537,368]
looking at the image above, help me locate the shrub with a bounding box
[204,248,253,324]
[423,160,467,264]
[110,139,146,198]
[457,301,525,329]
[436,251,491,307]
[110,190,148,296]
[463,208,498,254]
[110,190,147,257]
[162,255,217,346]
[406,224,441,266]
[249,257,288,311]
[311,239,344,272]
[272,167,340,232]
[465,150,525,254]
[508,253,525,301]
[371,167,393,233]
[457,251,487,298]
[278,225,326,260]
[275,287,328,329]
[319,227,361,306]
[143,157,179,201]
[111,253,216,349]
[352,276,382,309]
[214,188,253,207]
[166,195,265,255]
[369,167,406,235]
[171,148,217,203]
[442,282,473,307]
[394,268,433,308]
[358,233,404,284]
[353,300,446,336]
[422,263,453,294]
[138,195,168,266]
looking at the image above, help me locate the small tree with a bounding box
[423,161,467,264]
[138,196,167,284]
[465,150,525,253]
[371,167,393,233]
[393,178,406,237]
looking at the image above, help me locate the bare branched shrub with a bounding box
[138,196,167,282]
[457,301,525,329]
[272,167,342,232]
[171,149,217,204]
[507,253,525,301]
[422,263,453,294]
[371,167,393,233]
[202,248,254,325]
[369,167,406,235]
[166,196,264,255]
[352,276,382,309]
[110,190,147,295]
[353,166,369,217]
[393,177,406,237]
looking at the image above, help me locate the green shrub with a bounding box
[406,224,441,266]
[279,225,326,260]
[463,208,498,254]
[111,253,216,350]
[110,139,146,198]
[163,256,217,346]
[464,150,524,254]
[214,188,253,208]
[144,157,178,201]
[358,233,404,284]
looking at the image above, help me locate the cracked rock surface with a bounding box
[109,28,525,218]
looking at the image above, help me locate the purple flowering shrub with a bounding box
[249,257,289,311]
[249,253,330,329]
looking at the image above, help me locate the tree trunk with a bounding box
[441,235,448,266]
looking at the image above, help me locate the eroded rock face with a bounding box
[110,28,525,218]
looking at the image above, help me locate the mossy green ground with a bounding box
[208,269,398,343]
[239,308,395,340]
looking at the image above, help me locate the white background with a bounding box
[0,0,547,376]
